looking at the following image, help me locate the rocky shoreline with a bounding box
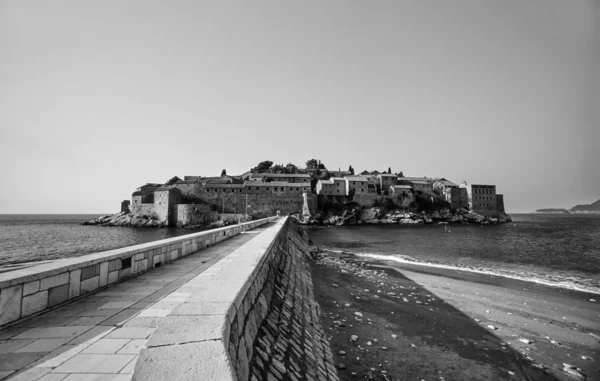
[81,212,232,229]
[293,206,512,226]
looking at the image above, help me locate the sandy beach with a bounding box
[310,250,600,381]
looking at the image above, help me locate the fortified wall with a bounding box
[133,217,339,381]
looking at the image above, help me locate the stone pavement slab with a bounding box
[0,223,274,381]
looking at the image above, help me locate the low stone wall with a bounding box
[132,217,337,381]
[0,217,277,329]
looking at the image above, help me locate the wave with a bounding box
[320,247,600,296]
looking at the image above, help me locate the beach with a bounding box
[310,250,600,381]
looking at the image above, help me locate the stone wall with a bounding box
[247,224,339,381]
[132,217,338,381]
[191,192,305,216]
[175,204,217,227]
[0,217,276,329]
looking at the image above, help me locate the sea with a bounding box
[0,214,207,269]
[1,214,599,295]
[307,213,600,295]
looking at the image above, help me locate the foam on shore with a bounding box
[321,248,600,296]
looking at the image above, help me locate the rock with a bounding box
[367,341,372,346]
[519,338,533,344]
[344,303,350,307]
[332,283,339,288]
[351,335,359,342]
[487,325,497,330]
[563,364,586,379]
[338,363,347,370]
[391,335,397,339]
[508,371,515,376]
[354,312,363,317]
[338,350,346,355]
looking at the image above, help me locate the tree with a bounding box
[251,160,273,173]
[165,176,181,185]
[388,167,392,174]
[398,171,404,177]
[221,169,227,176]
[306,159,318,169]
[348,165,354,175]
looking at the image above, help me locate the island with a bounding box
[84,159,512,228]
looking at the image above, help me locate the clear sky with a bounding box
[1,1,598,214]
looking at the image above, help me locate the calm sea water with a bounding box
[0,215,207,267]
[308,214,600,295]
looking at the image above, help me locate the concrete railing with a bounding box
[0,217,278,329]
[133,217,291,381]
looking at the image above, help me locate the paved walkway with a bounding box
[0,224,274,381]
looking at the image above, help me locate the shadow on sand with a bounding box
[311,255,562,381]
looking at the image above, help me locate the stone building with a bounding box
[467,184,498,217]
[316,179,335,195]
[389,184,413,196]
[410,180,433,195]
[433,179,459,204]
[330,177,347,195]
[344,176,369,195]
[450,187,468,209]
[249,173,311,183]
[153,187,182,226]
[496,194,505,214]
[377,173,398,194]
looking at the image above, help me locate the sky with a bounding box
[1,0,598,214]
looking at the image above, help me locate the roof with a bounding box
[435,179,458,187]
[137,183,162,189]
[243,181,310,187]
[250,173,310,178]
[155,187,180,192]
[344,176,369,181]
[206,179,233,184]
[318,179,334,184]
[378,173,397,177]
[330,177,346,181]
[132,191,143,196]
[204,183,244,189]
[398,177,432,182]
[391,185,412,189]
[410,180,432,185]
[174,180,197,185]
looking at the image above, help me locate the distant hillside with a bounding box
[535,208,570,214]
[570,199,600,213]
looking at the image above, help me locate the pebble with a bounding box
[354,312,363,317]
[344,303,350,307]
[487,325,498,330]
[338,350,346,355]
[367,341,372,346]
[338,363,346,370]
[391,335,397,339]
[590,299,596,302]
[332,284,339,288]
[519,338,533,344]
[382,347,387,350]
[351,335,359,342]
[551,340,561,346]
[508,371,515,376]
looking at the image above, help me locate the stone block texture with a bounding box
[247,227,338,381]
[229,223,339,381]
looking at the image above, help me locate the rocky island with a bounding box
[84,159,511,228]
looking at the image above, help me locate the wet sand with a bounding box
[310,251,600,381]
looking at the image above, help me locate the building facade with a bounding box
[344,176,369,195]
[467,184,498,217]
[377,174,398,193]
